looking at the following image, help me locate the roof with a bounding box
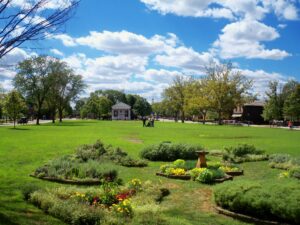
[244,101,265,107]
[112,102,131,109]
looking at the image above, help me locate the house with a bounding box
[111,102,131,120]
[232,101,265,124]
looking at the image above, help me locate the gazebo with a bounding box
[111,102,131,120]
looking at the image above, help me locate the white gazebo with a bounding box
[111,102,131,120]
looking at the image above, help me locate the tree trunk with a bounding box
[202,113,206,125]
[36,107,41,125]
[13,119,16,128]
[218,111,222,125]
[174,112,178,122]
[181,110,185,123]
[59,109,63,122]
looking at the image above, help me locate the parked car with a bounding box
[18,117,28,124]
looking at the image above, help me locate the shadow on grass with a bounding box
[8,127,30,131]
[0,212,19,225]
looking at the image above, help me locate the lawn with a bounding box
[0,120,299,225]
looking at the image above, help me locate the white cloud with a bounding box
[140,0,299,20]
[278,23,287,28]
[263,0,299,20]
[139,69,184,83]
[10,0,73,10]
[50,49,64,56]
[213,19,290,59]
[51,34,77,47]
[155,46,217,73]
[140,0,234,19]
[0,47,32,66]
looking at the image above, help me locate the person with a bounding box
[151,117,155,127]
[142,117,147,127]
[288,121,293,130]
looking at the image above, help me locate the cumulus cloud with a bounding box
[50,49,64,56]
[213,19,290,60]
[140,0,299,21]
[155,46,216,73]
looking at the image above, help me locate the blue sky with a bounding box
[1,0,300,100]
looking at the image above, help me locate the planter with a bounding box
[215,206,289,225]
[156,172,191,180]
[30,174,102,185]
[225,170,244,176]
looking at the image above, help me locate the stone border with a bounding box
[214,175,233,183]
[30,174,102,185]
[156,172,191,180]
[215,206,289,225]
[225,170,244,176]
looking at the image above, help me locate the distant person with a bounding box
[151,117,155,127]
[288,121,293,130]
[142,117,147,127]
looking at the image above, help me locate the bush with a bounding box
[289,167,300,179]
[21,184,40,200]
[140,142,201,161]
[269,154,300,170]
[188,168,206,180]
[196,169,214,183]
[223,144,267,163]
[214,180,300,224]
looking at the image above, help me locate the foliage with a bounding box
[223,144,267,163]
[4,90,26,128]
[188,168,206,180]
[269,154,300,170]
[21,184,41,201]
[289,167,300,179]
[214,180,300,223]
[283,84,300,121]
[141,142,201,161]
[132,96,152,117]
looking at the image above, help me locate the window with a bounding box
[114,110,118,117]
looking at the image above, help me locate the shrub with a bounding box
[289,167,300,179]
[117,156,148,167]
[196,169,214,183]
[207,161,221,169]
[21,184,40,200]
[223,144,267,163]
[188,168,206,180]
[269,154,300,170]
[214,180,300,224]
[140,142,201,161]
[173,159,186,168]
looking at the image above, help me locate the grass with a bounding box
[0,120,299,225]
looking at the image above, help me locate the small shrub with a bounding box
[188,168,206,180]
[214,180,300,224]
[140,142,201,161]
[173,159,186,168]
[196,169,214,183]
[118,156,148,167]
[269,154,300,170]
[289,167,300,179]
[223,144,267,163]
[21,184,40,200]
[207,161,221,169]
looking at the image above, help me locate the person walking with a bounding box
[142,117,147,127]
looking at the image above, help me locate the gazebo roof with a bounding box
[112,102,131,110]
[244,101,265,107]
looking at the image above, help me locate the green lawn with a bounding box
[0,120,299,225]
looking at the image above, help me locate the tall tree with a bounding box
[97,89,127,105]
[14,56,53,125]
[132,96,152,117]
[49,60,85,122]
[163,76,187,123]
[203,63,252,124]
[0,84,5,119]
[5,90,26,128]
[283,84,300,121]
[262,81,284,122]
[184,79,210,124]
[0,0,79,59]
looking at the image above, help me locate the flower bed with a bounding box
[269,154,300,180]
[24,179,171,225]
[32,140,148,183]
[157,160,233,183]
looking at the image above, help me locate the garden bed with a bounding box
[215,206,287,225]
[155,172,191,180]
[30,174,102,185]
[224,170,243,176]
[214,175,233,183]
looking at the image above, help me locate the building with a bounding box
[111,102,131,120]
[232,101,265,124]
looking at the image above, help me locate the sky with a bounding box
[1,0,300,101]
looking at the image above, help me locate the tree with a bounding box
[0,0,79,59]
[283,84,300,121]
[132,97,152,117]
[184,79,210,124]
[0,84,5,119]
[50,60,85,122]
[96,90,127,105]
[98,96,113,119]
[203,63,252,124]
[262,81,284,122]
[5,90,26,128]
[14,56,53,125]
[162,76,187,123]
